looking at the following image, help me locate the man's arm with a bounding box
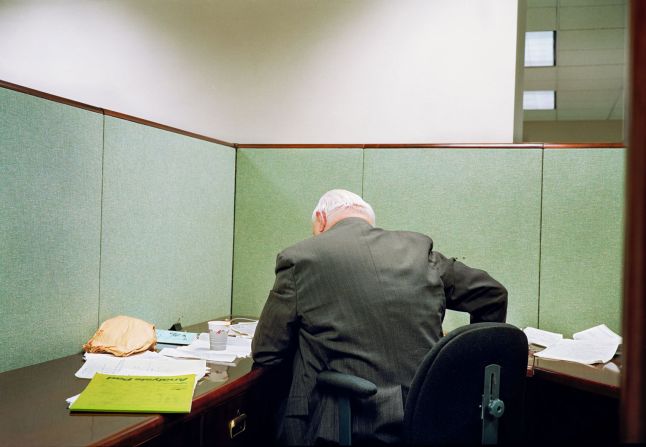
[251,253,299,366]
[430,251,508,323]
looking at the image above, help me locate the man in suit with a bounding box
[251,189,508,445]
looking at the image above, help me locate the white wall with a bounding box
[0,0,523,143]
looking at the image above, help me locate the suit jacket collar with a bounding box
[327,216,372,233]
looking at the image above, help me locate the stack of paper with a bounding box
[76,352,208,384]
[525,324,621,365]
[159,334,252,365]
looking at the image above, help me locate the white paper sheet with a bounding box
[533,339,619,365]
[573,324,622,345]
[220,336,253,354]
[159,347,237,363]
[161,335,251,363]
[193,335,252,356]
[66,394,80,406]
[75,352,208,382]
[229,321,258,338]
[523,327,563,347]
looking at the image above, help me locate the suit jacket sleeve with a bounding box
[251,253,299,366]
[429,251,508,323]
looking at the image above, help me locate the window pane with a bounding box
[525,31,555,67]
[524,91,555,110]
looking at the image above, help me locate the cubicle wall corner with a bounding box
[232,148,364,317]
[0,86,237,372]
[99,116,236,330]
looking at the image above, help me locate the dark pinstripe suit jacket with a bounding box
[251,217,507,445]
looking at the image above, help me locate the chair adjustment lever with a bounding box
[481,363,504,445]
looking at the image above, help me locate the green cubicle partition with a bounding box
[540,149,625,335]
[231,147,624,337]
[1,88,103,372]
[363,149,543,332]
[0,82,626,373]
[232,148,363,316]
[0,87,236,373]
[99,117,236,329]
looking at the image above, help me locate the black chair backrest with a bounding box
[404,322,528,445]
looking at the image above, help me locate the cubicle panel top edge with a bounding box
[237,143,544,149]
[0,78,236,148]
[103,110,235,148]
[237,144,366,149]
[237,143,625,149]
[366,143,544,149]
[0,79,103,114]
[366,143,623,149]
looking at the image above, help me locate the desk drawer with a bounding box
[202,392,266,446]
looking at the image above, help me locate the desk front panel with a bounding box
[525,350,620,443]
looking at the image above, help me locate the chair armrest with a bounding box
[317,371,377,399]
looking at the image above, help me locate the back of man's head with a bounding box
[312,189,376,226]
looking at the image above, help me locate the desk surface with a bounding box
[0,323,268,447]
[1,328,622,446]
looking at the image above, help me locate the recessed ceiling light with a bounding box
[523,90,556,110]
[525,31,555,67]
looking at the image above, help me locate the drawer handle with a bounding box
[228,412,247,439]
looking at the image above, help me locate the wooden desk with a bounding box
[524,347,620,443]
[0,333,622,446]
[0,325,281,447]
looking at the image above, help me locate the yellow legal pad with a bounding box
[69,373,195,413]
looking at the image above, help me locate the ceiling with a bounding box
[523,0,626,122]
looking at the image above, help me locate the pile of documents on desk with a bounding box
[67,320,258,412]
[524,324,621,365]
[68,351,209,412]
[75,351,209,383]
[158,321,256,366]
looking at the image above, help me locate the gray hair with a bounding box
[312,189,376,225]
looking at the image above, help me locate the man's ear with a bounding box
[315,211,327,234]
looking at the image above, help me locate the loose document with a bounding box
[524,324,620,365]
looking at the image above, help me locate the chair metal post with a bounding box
[338,396,351,446]
[317,370,377,446]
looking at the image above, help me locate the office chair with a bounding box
[317,322,528,445]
